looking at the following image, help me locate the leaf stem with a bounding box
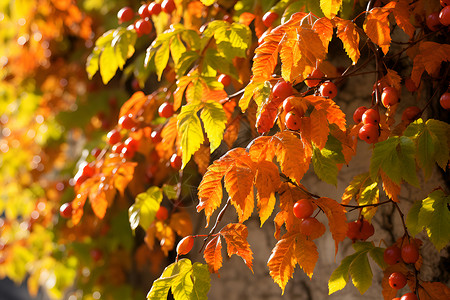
[199,197,231,252]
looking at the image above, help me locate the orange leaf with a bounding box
[313,17,334,50]
[411,41,450,87]
[364,7,391,55]
[335,18,360,64]
[119,91,148,118]
[193,144,210,175]
[383,69,402,91]
[113,161,137,196]
[204,236,223,273]
[248,136,275,162]
[381,169,401,202]
[310,108,329,149]
[71,192,88,225]
[312,197,347,255]
[267,232,297,293]
[197,157,232,227]
[173,75,193,111]
[88,179,114,220]
[224,152,256,223]
[155,117,178,160]
[272,131,311,184]
[169,210,193,237]
[295,234,319,278]
[256,99,278,134]
[304,95,346,131]
[219,223,253,272]
[255,160,281,225]
[223,116,240,148]
[418,281,450,300]
[390,0,415,39]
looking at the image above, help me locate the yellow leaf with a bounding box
[267,232,297,293]
[313,17,334,50]
[177,102,204,168]
[255,160,281,226]
[364,7,391,55]
[320,0,342,19]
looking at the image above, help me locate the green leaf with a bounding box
[349,251,372,294]
[329,253,358,294]
[359,181,379,220]
[147,259,211,300]
[416,127,436,179]
[170,36,186,65]
[176,51,200,77]
[177,103,204,168]
[201,101,227,152]
[239,80,268,112]
[86,50,100,79]
[370,136,418,187]
[162,184,178,200]
[406,199,423,236]
[321,135,345,164]
[426,119,450,169]
[419,190,450,251]
[113,28,137,70]
[368,247,387,270]
[128,187,162,231]
[312,144,338,186]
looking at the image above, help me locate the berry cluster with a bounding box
[117,1,176,36]
[346,219,375,241]
[426,0,450,31]
[292,199,324,237]
[354,107,380,144]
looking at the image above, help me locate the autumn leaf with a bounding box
[219,223,253,272]
[201,100,227,152]
[381,170,401,202]
[383,69,402,91]
[389,0,415,38]
[310,108,330,149]
[313,17,334,50]
[418,281,450,300]
[342,172,379,220]
[254,160,281,226]
[410,42,450,87]
[304,95,346,131]
[364,7,391,55]
[203,236,222,273]
[128,186,162,231]
[320,0,342,19]
[119,91,148,118]
[156,117,178,160]
[224,151,256,223]
[313,197,348,255]
[295,234,319,278]
[71,192,88,225]
[169,210,193,237]
[335,18,360,64]
[276,183,310,235]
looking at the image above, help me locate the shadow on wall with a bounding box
[0,278,49,300]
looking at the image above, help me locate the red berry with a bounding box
[381,87,399,107]
[426,12,442,31]
[161,0,176,14]
[135,19,152,36]
[362,108,380,125]
[124,137,139,151]
[118,7,134,23]
[273,80,293,102]
[223,14,232,23]
[353,106,367,123]
[262,11,278,27]
[156,206,169,221]
[401,292,418,300]
[107,129,121,145]
[320,81,338,99]
[305,68,324,87]
[118,114,137,130]
[346,221,360,241]
[404,78,417,92]
[111,143,125,154]
[121,146,136,159]
[284,111,301,131]
[282,97,295,113]
[138,4,151,19]
[158,102,174,118]
[401,106,421,122]
[293,199,314,219]
[150,130,162,143]
[177,236,194,255]
[389,272,407,289]
[60,202,73,218]
[218,74,231,87]
[439,6,450,25]
[148,2,162,15]
[359,123,379,144]
[170,153,182,170]
[299,217,322,237]
[90,249,103,262]
[384,245,402,265]
[359,219,375,240]
[401,243,419,264]
[440,92,450,109]
[74,171,88,186]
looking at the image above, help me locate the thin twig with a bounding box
[199,197,231,253]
